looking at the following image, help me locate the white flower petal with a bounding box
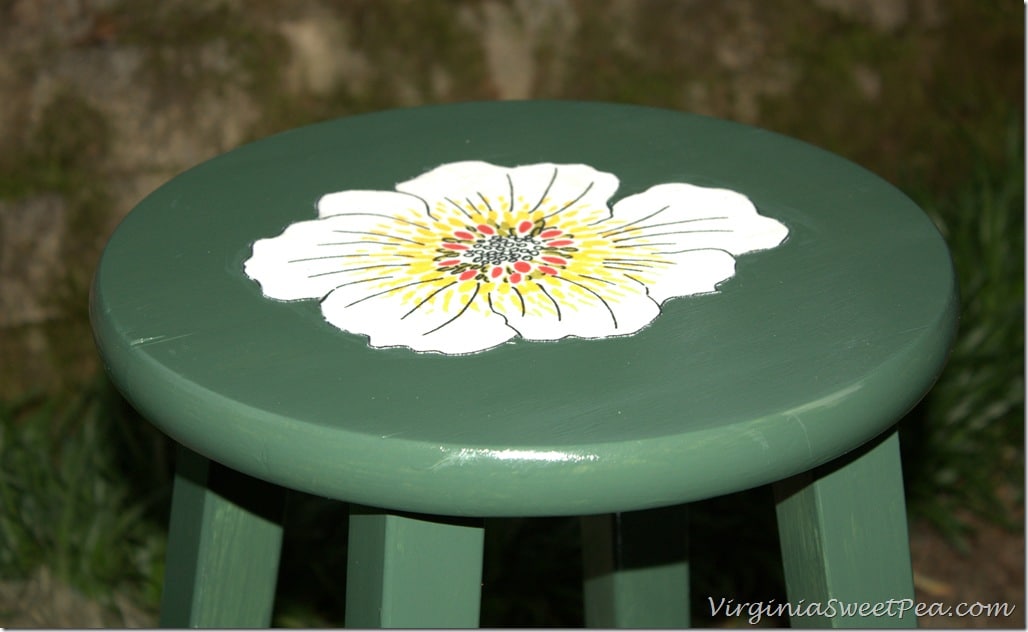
[488,274,658,342]
[321,279,515,354]
[318,190,431,222]
[610,249,738,304]
[245,161,789,356]
[244,211,426,302]
[605,183,788,255]
[396,161,618,226]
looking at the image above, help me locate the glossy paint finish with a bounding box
[91,101,957,517]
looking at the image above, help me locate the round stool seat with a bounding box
[91,101,956,518]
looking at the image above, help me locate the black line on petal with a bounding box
[604,259,662,269]
[507,174,515,214]
[590,204,669,229]
[614,242,678,249]
[331,230,426,245]
[556,275,618,328]
[320,275,394,303]
[307,263,408,278]
[445,197,476,221]
[344,276,447,308]
[603,257,669,264]
[528,167,558,214]
[651,247,715,255]
[537,284,562,321]
[290,253,416,263]
[623,273,648,289]
[512,286,526,316]
[402,280,458,320]
[601,215,728,237]
[393,191,436,221]
[612,229,732,243]
[423,283,480,336]
[542,180,594,221]
[477,191,494,214]
[317,240,405,248]
[577,273,617,286]
[293,253,369,262]
[332,212,432,231]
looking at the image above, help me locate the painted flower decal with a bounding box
[244,161,788,355]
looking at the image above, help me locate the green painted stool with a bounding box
[90,101,956,628]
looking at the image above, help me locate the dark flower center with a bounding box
[465,235,542,265]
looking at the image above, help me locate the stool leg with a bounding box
[159,445,285,627]
[345,505,484,628]
[773,428,916,628]
[580,505,690,628]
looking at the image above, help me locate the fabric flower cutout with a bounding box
[244,161,788,355]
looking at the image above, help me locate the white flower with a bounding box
[244,161,788,355]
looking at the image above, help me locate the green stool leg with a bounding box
[774,428,916,628]
[345,505,484,628]
[581,505,690,628]
[159,445,285,627]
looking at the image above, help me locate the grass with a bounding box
[899,122,1025,542]
[0,377,170,617]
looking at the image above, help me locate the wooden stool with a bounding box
[90,101,956,627]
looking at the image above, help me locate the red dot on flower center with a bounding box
[540,228,563,239]
[443,243,469,251]
[509,273,522,284]
[538,266,558,276]
[513,261,531,273]
[477,224,495,235]
[517,220,534,234]
[438,258,461,267]
[453,230,475,241]
[541,256,567,266]
[546,239,573,248]
[459,270,477,281]
[490,266,503,279]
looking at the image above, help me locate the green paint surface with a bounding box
[345,506,484,627]
[91,101,957,516]
[775,430,916,627]
[159,447,284,627]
